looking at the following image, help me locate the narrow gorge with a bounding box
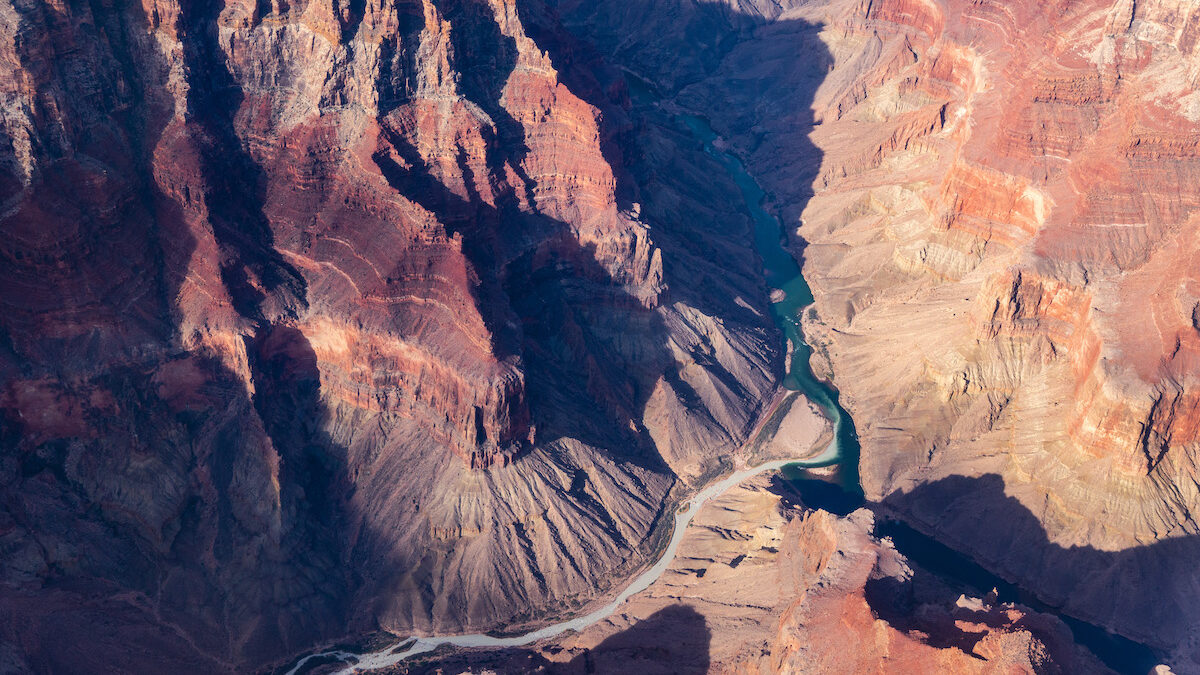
[2,0,1199,673]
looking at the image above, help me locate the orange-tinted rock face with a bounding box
[550,0,1200,668]
[0,0,790,670]
[5,0,1199,671]
[404,477,1110,675]
[588,0,1200,667]
[802,1,1200,662]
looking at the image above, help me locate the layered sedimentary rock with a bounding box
[7,0,1200,671]
[0,0,794,670]
[401,474,1110,674]
[549,0,1200,668]
[799,1,1200,667]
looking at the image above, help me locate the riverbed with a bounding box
[685,113,1159,674]
[286,109,1158,675]
[677,113,863,496]
[285,451,838,675]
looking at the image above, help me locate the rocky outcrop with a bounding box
[0,0,793,670]
[789,1,1200,666]
[7,0,1198,671]
[402,473,1112,674]
[548,0,1200,668]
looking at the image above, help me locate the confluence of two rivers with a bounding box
[287,113,1157,675]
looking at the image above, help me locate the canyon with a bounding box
[389,472,1117,675]
[2,0,1200,673]
[0,0,789,669]
[552,0,1200,669]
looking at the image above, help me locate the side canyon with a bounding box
[2,0,1199,673]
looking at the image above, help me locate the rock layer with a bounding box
[400,474,1111,674]
[547,0,1200,669]
[794,1,1200,666]
[6,0,1200,671]
[0,0,794,670]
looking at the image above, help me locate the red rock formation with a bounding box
[551,0,1200,668]
[630,0,1200,667]
[798,2,1200,663]
[7,0,1198,670]
[403,476,1111,674]
[0,0,788,670]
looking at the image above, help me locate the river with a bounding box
[682,114,1159,674]
[286,112,1158,675]
[677,113,863,497]
[285,105,870,675]
[285,454,839,675]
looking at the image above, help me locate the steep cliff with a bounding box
[0,0,792,670]
[400,474,1113,674]
[550,0,1200,668]
[7,0,1200,671]
[796,0,1200,666]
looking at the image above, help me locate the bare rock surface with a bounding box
[398,473,1111,674]
[791,1,1200,667]
[547,0,1200,668]
[0,0,796,670]
[5,0,1200,671]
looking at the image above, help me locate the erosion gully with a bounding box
[685,113,1159,675]
[281,111,1159,675]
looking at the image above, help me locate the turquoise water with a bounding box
[676,114,1162,674]
[285,103,1156,675]
[678,114,862,495]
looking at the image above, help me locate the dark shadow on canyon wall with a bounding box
[0,1,254,672]
[183,0,308,322]
[0,1,355,672]
[574,604,711,675]
[442,0,540,210]
[522,0,835,430]
[369,0,837,470]
[373,114,679,471]
[767,472,863,517]
[532,0,832,316]
[177,0,354,661]
[763,472,1166,673]
[405,604,711,674]
[863,567,988,659]
[499,1,834,460]
[366,0,678,465]
[881,473,1175,674]
[2,0,831,672]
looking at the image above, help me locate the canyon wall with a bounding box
[549,0,1200,667]
[0,0,797,670]
[551,0,1200,667]
[802,0,1200,666]
[5,0,1200,671]
[405,474,1113,674]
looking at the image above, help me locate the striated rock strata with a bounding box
[0,0,800,670]
[549,0,1200,669]
[397,473,1112,674]
[6,0,1200,671]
